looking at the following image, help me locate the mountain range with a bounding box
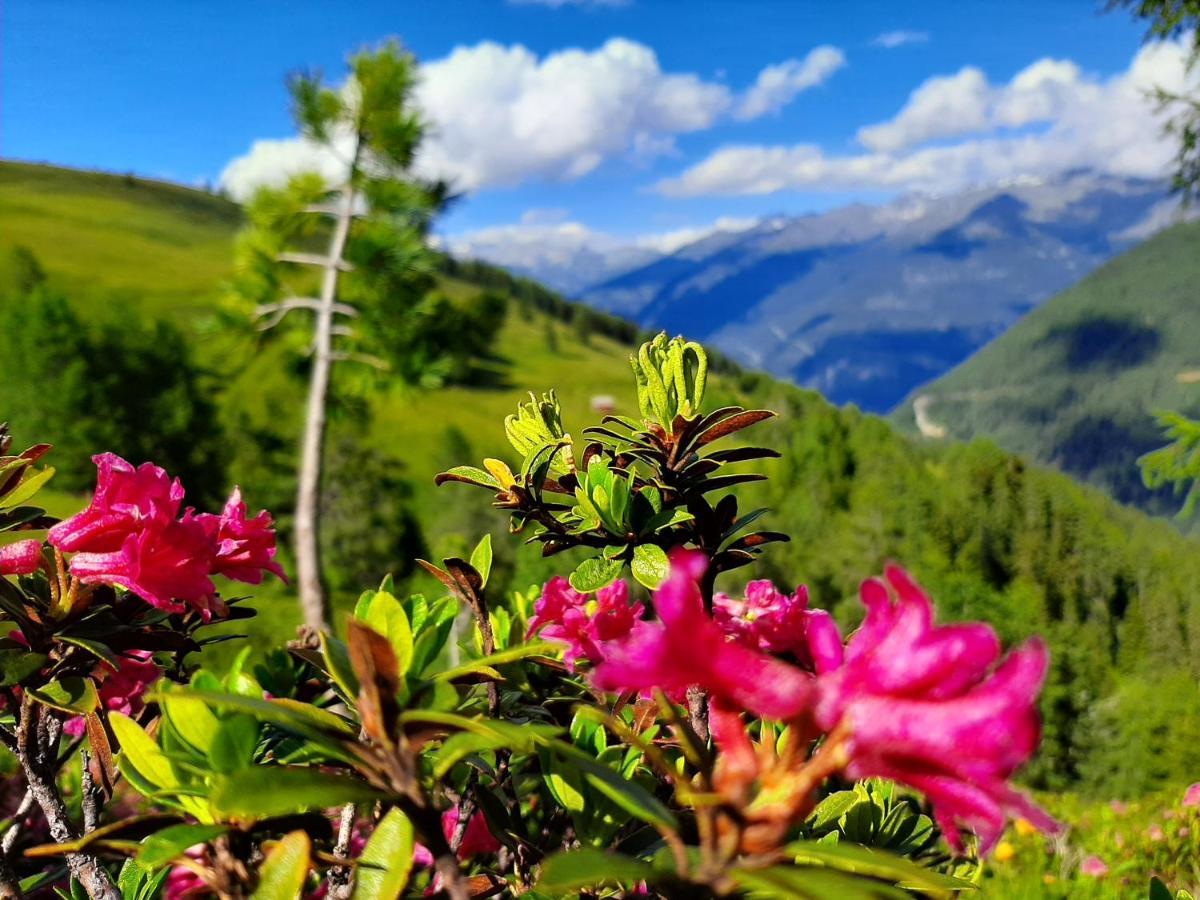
[891,217,1200,516]
[465,172,1187,412]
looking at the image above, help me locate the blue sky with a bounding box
[1,1,1176,246]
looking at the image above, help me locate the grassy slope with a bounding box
[891,220,1200,513]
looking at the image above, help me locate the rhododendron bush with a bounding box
[0,334,1078,899]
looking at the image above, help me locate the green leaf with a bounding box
[1150,878,1173,900]
[540,751,587,815]
[0,466,54,510]
[469,534,493,588]
[550,742,676,831]
[211,767,384,819]
[58,637,119,669]
[351,808,414,900]
[208,715,260,774]
[28,677,98,715]
[631,544,669,589]
[319,632,360,699]
[110,712,179,791]
[808,791,861,832]
[731,865,907,899]
[785,842,974,892]
[569,556,624,593]
[433,466,500,490]
[537,849,654,894]
[363,591,414,678]
[432,641,557,682]
[136,824,228,869]
[160,692,221,758]
[250,830,310,900]
[432,731,507,780]
[0,649,47,687]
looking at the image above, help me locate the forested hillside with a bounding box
[893,219,1200,516]
[1,161,1198,798]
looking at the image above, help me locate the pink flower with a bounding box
[165,847,208,899]
[811,566,1058,854]
[1148,824,1165,841]
[69,512,217,614]
[1184,783,1200,808]
[0,540,42,576]
[64,651,160,737]
[1080,855,1109,878]
[592,551,814,720]
[48,453,183,554]
[714,579,841,670]
[526,577,643,670]
[198,488,286,585]
[413,807,501,868]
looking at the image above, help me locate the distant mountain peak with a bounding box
[577,173,1174,411]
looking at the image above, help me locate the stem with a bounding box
[293,141,361,631]
[16,700,118,900]
[326,802,357,900]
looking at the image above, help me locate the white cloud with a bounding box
[220,38,844,200]
[656,41,1195,197]
[856,67,991,152]
[734,46,846,120]
[871,30,929,49]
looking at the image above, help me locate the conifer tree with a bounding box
[231,42,444,628]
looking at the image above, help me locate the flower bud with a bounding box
[0,539,43,576]
[630,332,707,431]
[504,390,572,474]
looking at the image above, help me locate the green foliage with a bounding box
[0,287,227,504]
[1139,411,1200,515]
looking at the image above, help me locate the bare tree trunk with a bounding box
[294,173,357,631]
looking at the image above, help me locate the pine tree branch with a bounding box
[254,298,359,330]
[276,251,355,271]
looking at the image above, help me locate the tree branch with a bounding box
[276,251,355,272]
[254,298,359,331]
[16,699,119,900]
[326,802,357,900]
[329,351,389,370]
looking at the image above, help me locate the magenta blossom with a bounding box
[69,512,218,615]
[413,807,502,867]
[64,650,160,738]
[592,551,814,720]
[0,540,42,576]
[51,455,283,614]
[165,847,209,899]
[1079,855,1109,878]
[48,453,183,554]
[811,565,1058,853]
[526,577,643,670]
[1184,783,1200,808]
[197,488,287,585]
[714,579,841,670]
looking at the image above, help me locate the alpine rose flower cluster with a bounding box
[47,453,285,614]
[531,550,1058,854]
[525,577,644,670]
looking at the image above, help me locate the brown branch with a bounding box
[326,802,357,900]
[16,698,118,900]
